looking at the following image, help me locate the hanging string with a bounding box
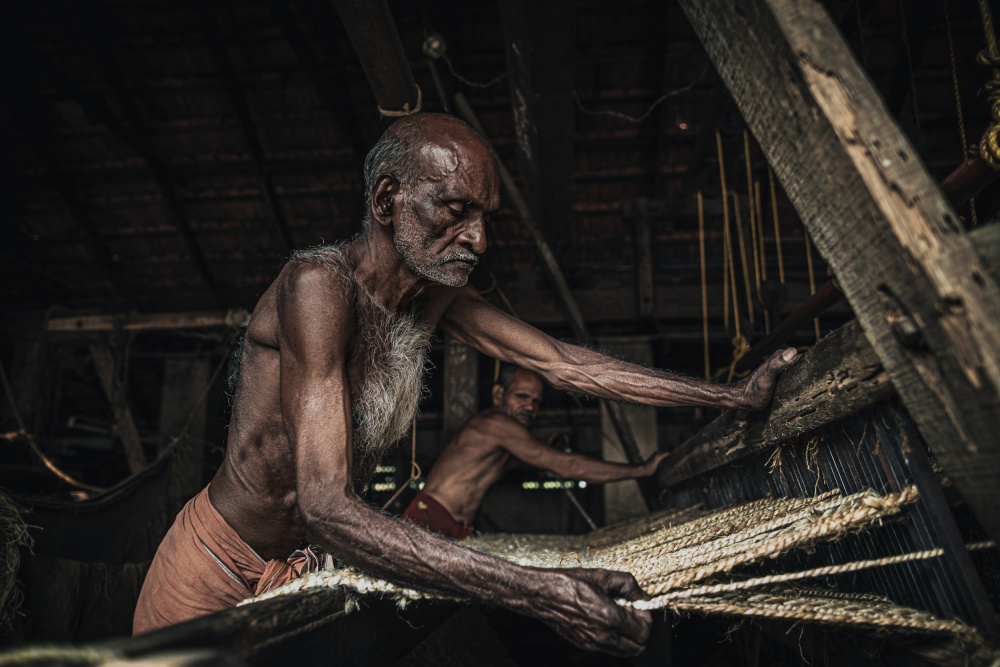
[731,193,755,327]
[754,181,770,334]
[381,419,422,511]
[854,0,867,65]
[724,213,745,381]
[897,0,921,127]
[0,358,105,494]
[943,1,978,224]
[421,33,507,90]
[744,132,762,317]
[976,0,1000,170]
[574,66,709,124]
[804,232,821,342]
[768,167,786,284]
[717,130,731,333]
[698,191,710,381]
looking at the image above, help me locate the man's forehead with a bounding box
[510,370,543,391]
[410,138,499,206]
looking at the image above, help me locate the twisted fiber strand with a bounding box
[648,547,948,602]
[638,488,918,592]
[657,585,970,635]
[640,487,919,595]
[584,506,703,548]
[589,491,841,562]
[590,490,856,571]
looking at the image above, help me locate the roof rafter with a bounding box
[199,7,294,256]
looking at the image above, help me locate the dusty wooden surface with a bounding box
[659,319,894,488]
[677,0,1000,543]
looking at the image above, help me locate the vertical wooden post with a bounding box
[600,340,659,525]
[441,335,479,448]
[90,343,146,475]
[159,356,211,498]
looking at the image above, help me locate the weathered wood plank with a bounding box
[90,343,146,475]
[332,0,420,115]
[499,0,576,243]
[677,0,1000,543]
[659,319,894,488]
[48,310,249,333]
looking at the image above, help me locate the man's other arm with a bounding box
[487,416,668,482]
[438,286,796,410]
[276,261,651,657]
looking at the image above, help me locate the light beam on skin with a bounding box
[416,144,461,181]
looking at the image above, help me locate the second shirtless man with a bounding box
[404,365,668,537]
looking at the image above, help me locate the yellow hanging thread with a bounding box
[944,0,979,224]
[804,231,821,342]
[381,419,422,511]
[768,167,785,284]
[754,181,770,334]
[977,0,1000,170]
[731,193,755,327]
[717,130,731,333]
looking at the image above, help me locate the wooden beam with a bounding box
[92,44,226,308]
[498,0,576,245]
[90,343,146,475]
[677,0,1000,543]
[659,319,894,488]
[200,8,294,256]
[47,310,250,333]
[455,94,661,509]
[18,126,137,309]
[331,0,420,115]
[266,0,369,160]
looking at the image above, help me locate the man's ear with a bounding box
[491,385,504,407]
[371,174,399,226]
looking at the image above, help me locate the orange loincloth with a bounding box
[133,485,330,635]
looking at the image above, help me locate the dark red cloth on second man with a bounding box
[402,492,475,539]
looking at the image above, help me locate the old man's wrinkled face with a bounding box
[393,139,499,287]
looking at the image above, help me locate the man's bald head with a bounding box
[361,113,496,229]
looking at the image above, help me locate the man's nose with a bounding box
[459,219,487,255]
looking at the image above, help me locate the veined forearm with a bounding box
[542,347,738,408]
[303,498,549,611]
[551,455,650,483]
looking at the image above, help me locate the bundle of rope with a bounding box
[238,486,991,641]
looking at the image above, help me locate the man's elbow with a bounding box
[297,484,362,539]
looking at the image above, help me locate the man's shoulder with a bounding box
[277,247,356,299]
[466,409,528,438]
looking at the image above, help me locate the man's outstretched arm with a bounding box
[439,286,797,410]
[487,417,668,483]
[276,262,651,657]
